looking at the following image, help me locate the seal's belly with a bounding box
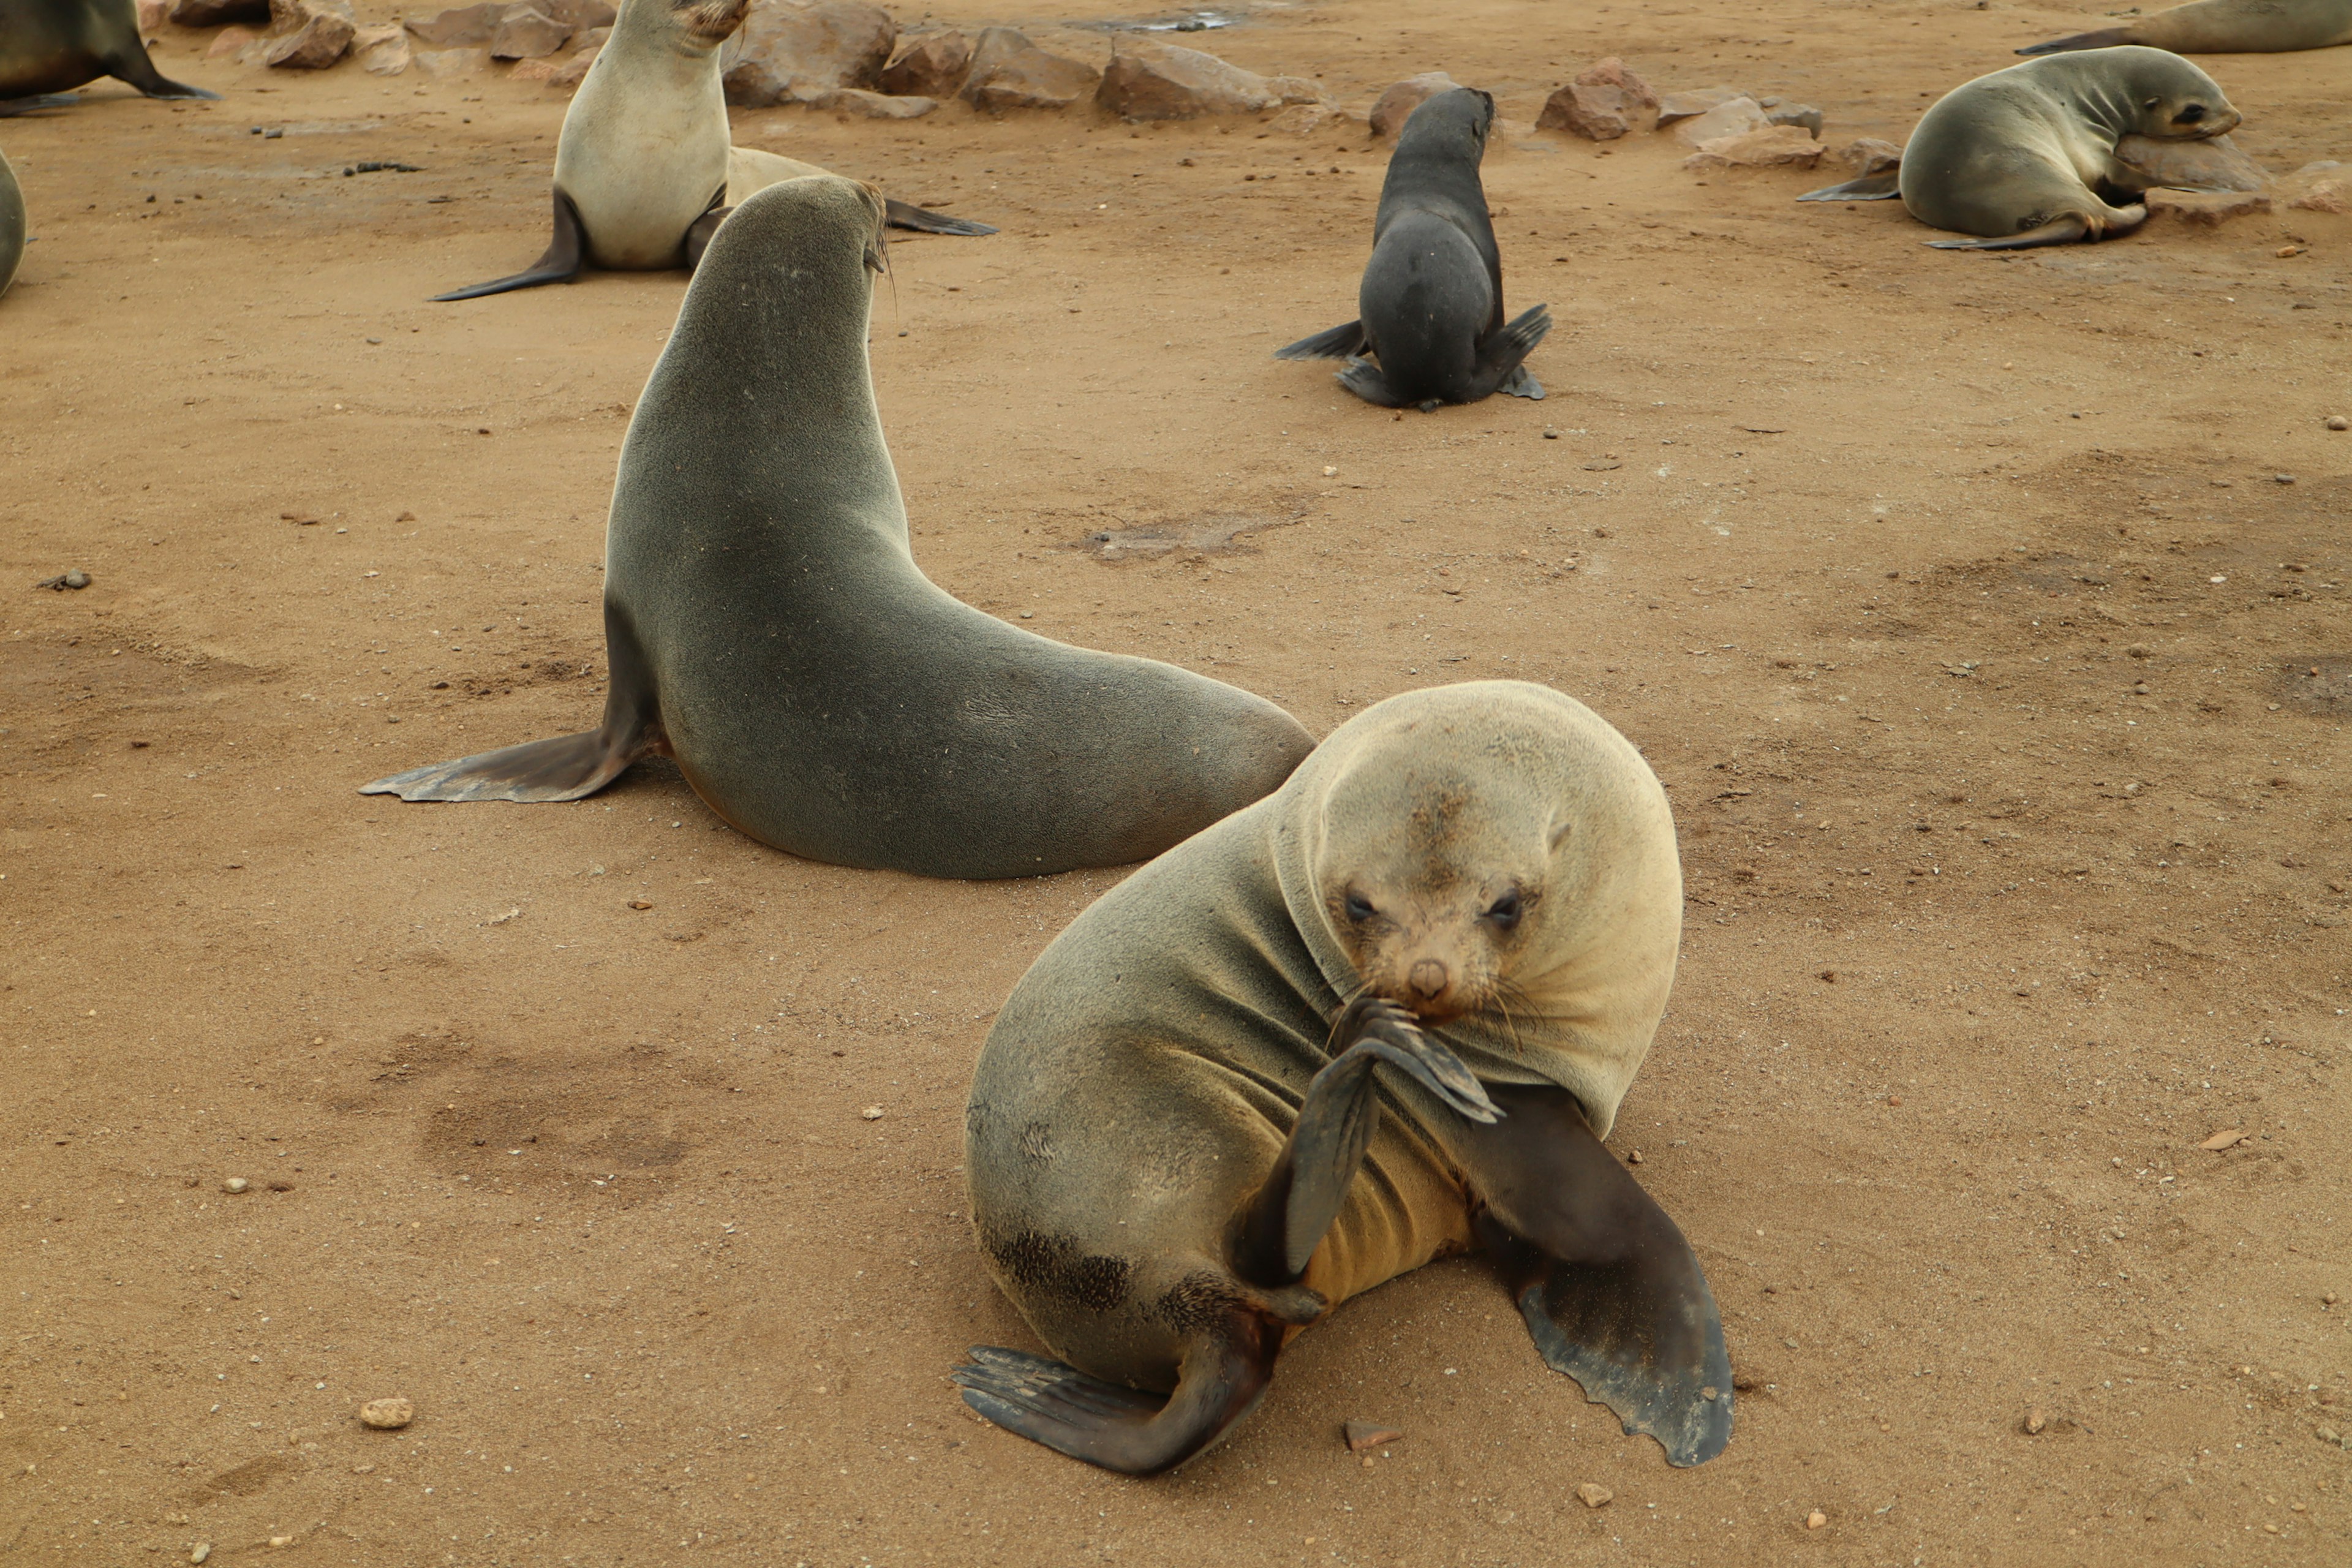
[1298,1107,1475,1313]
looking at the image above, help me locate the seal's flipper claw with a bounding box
[1460,1083,1735,1468]
[882,198,997,236]
[1924,213,2095,251]
[2015,26,2130,55]
[1336,356,1408,408]
[953,1324,1276,1476]
[431,187,587,300]
[0,94,80,118]
[1797,172,1901,202]
[1275,320,1369,361]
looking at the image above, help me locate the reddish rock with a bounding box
[135,0,168,32]
[1673,96,1770,145]
[1266,75,1330,106]
[961,26,1098,112]
[2144,187,2272,224]
[722,0,896,108]
[1537,57,1657,141]
[170,0,270,26]
[1683,124,1823,171]
[1656,85,1744,126]
[404,2,503,47]
[1836,136,1903,175]
[355,23,410,75]
[547,42,599,88]
[1368,71,1459,137]
[205,24,258,57]
[878,29,970,98]
[489,6,571,59]
[1097,39,1276,121]
[263,0,355,69]
[2290,177,2351,214]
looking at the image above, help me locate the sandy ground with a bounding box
[4,1,2350,1563]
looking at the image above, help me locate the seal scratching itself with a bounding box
[431,0,990,302]
[1,0,218,115]
[958,682,1731,1473]
[2021,0,2352,55]
[1798,47,2240,250]
[369,177,1311,880]
[1276,88,1550,410]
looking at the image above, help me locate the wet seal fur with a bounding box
[368,176,1313,880]
[0,144,23,298]
[2021,0,2352,55]
[431,0,992,301]
[1798,47,2239,249]
[1,0,218,115]
[957,682,1732,1472]
[1275,88,1550,409]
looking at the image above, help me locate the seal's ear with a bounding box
[1547,816,1574,853]
[857,183,891,275]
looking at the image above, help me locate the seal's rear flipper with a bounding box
[431,189,587,301]
[1798,171,1901,202]
[883,198,997,236]
[1926,213,2103,251]
[1498,364,1545,400]
[2015,26,2132,55]
[1466,303,1552,402]
[0,94,80,118]
[1275,320,1369,361]
[1461,1082,1734,1468]
[954,1317,1278,1475]
[1335,356,1408,408]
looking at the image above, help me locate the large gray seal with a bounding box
[367,176,1313,880]
[0,145,23,298]
[956,682,1731,1473]
[1798,47,2241,250]
[2021,0,2352,55]
[432,0,990,301]
[1275,88,1550,410]
[1,0,219,115]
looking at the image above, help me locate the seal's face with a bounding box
[2136,88,2238,140]
[673,0,748,42]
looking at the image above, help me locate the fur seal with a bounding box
[1275,87,1550,410]
[432,0,990,302]
[1798,47,2240,250]
[368,176,1313,880]
[956,682,1731,1473]
[0,144,23,298]
[2021,0,2352,55]
[1,0,219,115]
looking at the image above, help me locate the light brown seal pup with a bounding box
[2021,0,2352,55]
[368,176,1312,880]
[957,681,1732,1472]
[1798,47,2240,250]
[432,0,989,301]
[1,0,218,115]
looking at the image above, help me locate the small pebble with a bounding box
[862,1105,885,1120]
[1806,1509,1828,1529]
[1343,1419,1403,1453]
[1542,426,1559,439]
[268,1537,293,1549]
[358,1396,414,1430]
[191,1548,211,1566]
[221,1177,250,1194]
[2274,473,2296,484]
[2024,1406,2048,1435]
[2326,415,2348,431]
[1575,1482,1613,1509]
[627,899,653,910]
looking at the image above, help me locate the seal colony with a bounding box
[958,683,1731,1472]
[431,0,992,302]
[2020,0,2352,55]
[367,176,1312,880]
[1276,88,1550,409]
[1,0,219,115]
[1798,47,2241,250]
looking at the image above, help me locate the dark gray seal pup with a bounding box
[2021,0,2352,54]
[431,0,989,302]
[1275,87,1550,410]
[957,682,1730,1473]
[1,0,219,115]
[367,176,1313,881]
[1798,47,2240,250]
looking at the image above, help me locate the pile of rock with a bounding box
[1518,57,1831,171]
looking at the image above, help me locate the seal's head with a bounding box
[2109,44,2240,139]
[667,0,750,45]
[1395,86,1497,162]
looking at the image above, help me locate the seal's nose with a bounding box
[1408,959,1450,1001]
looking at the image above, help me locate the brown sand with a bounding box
[3,2,2348,1562]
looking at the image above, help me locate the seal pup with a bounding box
[431,0,990,302]
[1,0,219,115]
[0,144,24,298]
[1797,48,2240,250]
[1275,88,1550,410]
[957,682,1732,1473]
[2021,0,2352,55]
[368,177,1312,880]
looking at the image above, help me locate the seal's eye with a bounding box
[2174,104,2206,124]
[1344,892,1378,924]
[1483,890,1523,930]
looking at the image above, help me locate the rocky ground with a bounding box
[2,1,2348,1564]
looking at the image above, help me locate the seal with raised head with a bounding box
[1,0,219,115]
[955,681,1732,1473]
[1797,47,2240,250]
[2020,0,2352,55]
[1275,88,1550,409]
[368,176,1312,880]
[0,145,24,298]
[431,0,991,301]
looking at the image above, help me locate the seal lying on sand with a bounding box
[432,0,991,301]
[369,177,1312,880]
[957,682,1731,1472]
[1798,47,2240,250]
[2021,0,2352,55]
[1276,88,1550,409]
[1,0,218,115]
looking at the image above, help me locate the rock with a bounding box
[1575,1482,1613,1509]
[546,42,598,87]
[355,23,410,75]
[136,0,169,32]
[1266,101,1346,137]
[961,26,1099,112]
[816,87,934,118]
[2288,173,2350,213]
[1806,1509,1828,1529]
[627,897,653,910]
[264,0,355,70]
[1837,136,1903,175]
[1098,39,1277,121]
[507,54,562,80]
[404,1,502,47]
[170,0,269,26]
[722,0,896,108]
[357,1397,414,1430]
[190,1547,211,1566]
[1369,71,1458,137]
[2024,1406,2048,1434]
[1673,96,1771,145]
[2144,187,2271,225]
[411,45,491,78]
[861,1104,884,1120]
[2329,416,2349,431]
[1765,102,1823,137]
[538,0,612,27]
[490,7,570,59]
[1684,124,1823,171]
[206,26,257,59]
[1536,57,1657,141]
[1265,75,1330,106]
[1656,85,1744,126]
[2116,132,2266,193]
[1342,1419,1402,1453]
[877,28,969,98]
[221,1176,251,1194]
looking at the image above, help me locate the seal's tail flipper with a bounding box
[1459,1083,1734,1468]
[1274,320,1369,361]
[2015,26,2132,55]
[954,1318,1278,1475]
[431,188,587,301]
[0,94,80,118]
[883,198,997,236]
[1798,171,1901,202]
[1926,211,2106,251]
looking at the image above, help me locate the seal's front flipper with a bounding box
[2015,26,2131,55]
[883,198,997,236]
[431,189,587,301]
[0,94,80,118]
[1460,1082,1733,1468]
[954,1319,1278,1476]
[1274,320,1368,361]
[1335,356,1408,408]
[1466,303,1552,402]
[685,206,731,270]
[1798,171,1901,202]
[1925,213,2099,251]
